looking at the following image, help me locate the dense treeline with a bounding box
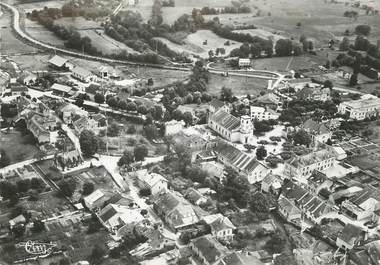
[28,7,161,63]
[199,5,251,15]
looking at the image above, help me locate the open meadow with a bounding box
[155,30,242,59]
[208,74,270,97]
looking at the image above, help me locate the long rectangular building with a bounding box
[338,97,380,120]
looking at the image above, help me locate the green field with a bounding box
[0,129,39,164]
[208,74,270,97]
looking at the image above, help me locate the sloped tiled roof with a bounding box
[210,109,240,131]
[214,143,264,175]
[49,55,68,67]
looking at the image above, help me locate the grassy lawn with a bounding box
[208,74,269,97]
[0,129,39,164]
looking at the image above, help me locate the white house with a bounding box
[338,97,380,120]
[238,58,251,68]
[284,148,336,180]
[202,214,236,241]
[71,66,97,83]
[135,169,168,196]
[250,106,279,121]
[98,204,145,238]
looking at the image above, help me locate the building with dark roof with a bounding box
[153,191,199,231]
[301,118,332,144]
[190,235,227,265]
[281,181,334,223]
[296,84,331,101]
[214,142,269,184]
[336,224,365,250]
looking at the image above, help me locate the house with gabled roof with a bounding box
[209,99,230,114]
[341,186,380,221]
[153,190,199,231]
[98,204,145,238]
[190,235,227,265]
[261,174,283,194]
[83,189,113,211]
[135,169,168,196]
[336,224,366,250]
[278,196,302,224]
[301,118,333,144]
[296,84,331,101]
[48,55,74,70]
[284,147,336,180]
[281,181,334,223]
[184,188,208,206]
[202,214,236,241]
[71,66,97,83]
[214,142,269,184]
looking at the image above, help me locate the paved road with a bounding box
[0,2,189,71]
[0,2,285,81]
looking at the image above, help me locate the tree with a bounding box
[144,124,159,140]
[58,179,77,197]
[89,245,106,264]
[118,150,134,167]
[220,87,233,102]
[264,233,286,254]
[79,130,99,157]
[275,39,293,56]
[182,112,193,126]
[0,149,11,168]
[355,25,371,36]
[126,102,137,112]
[137,105,148,115]
[82,182,95,196]
[94,93,105,104]
[293,130,312,147]
[16,179,31,193]
[323,80,333,89]
[349,73,358,86]
[134,145,148,161]
[31,178,45,190]
[339,37,350,51]
[107,122,120,137]
[256,146,267,160]
[32,220,45,233]
[249,192,270,217]
[126,125,137,134]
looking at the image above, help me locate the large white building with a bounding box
[338,97,380,120]
[284,148,336,180]
[208,109,254,144]
[250,106,279,121]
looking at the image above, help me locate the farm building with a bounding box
[49,55,74,70]
[71,66,97,83]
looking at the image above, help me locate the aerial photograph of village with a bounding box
[1,0,380,264]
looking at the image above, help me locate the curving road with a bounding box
[0,2,286,81]
[0,2,191,71]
